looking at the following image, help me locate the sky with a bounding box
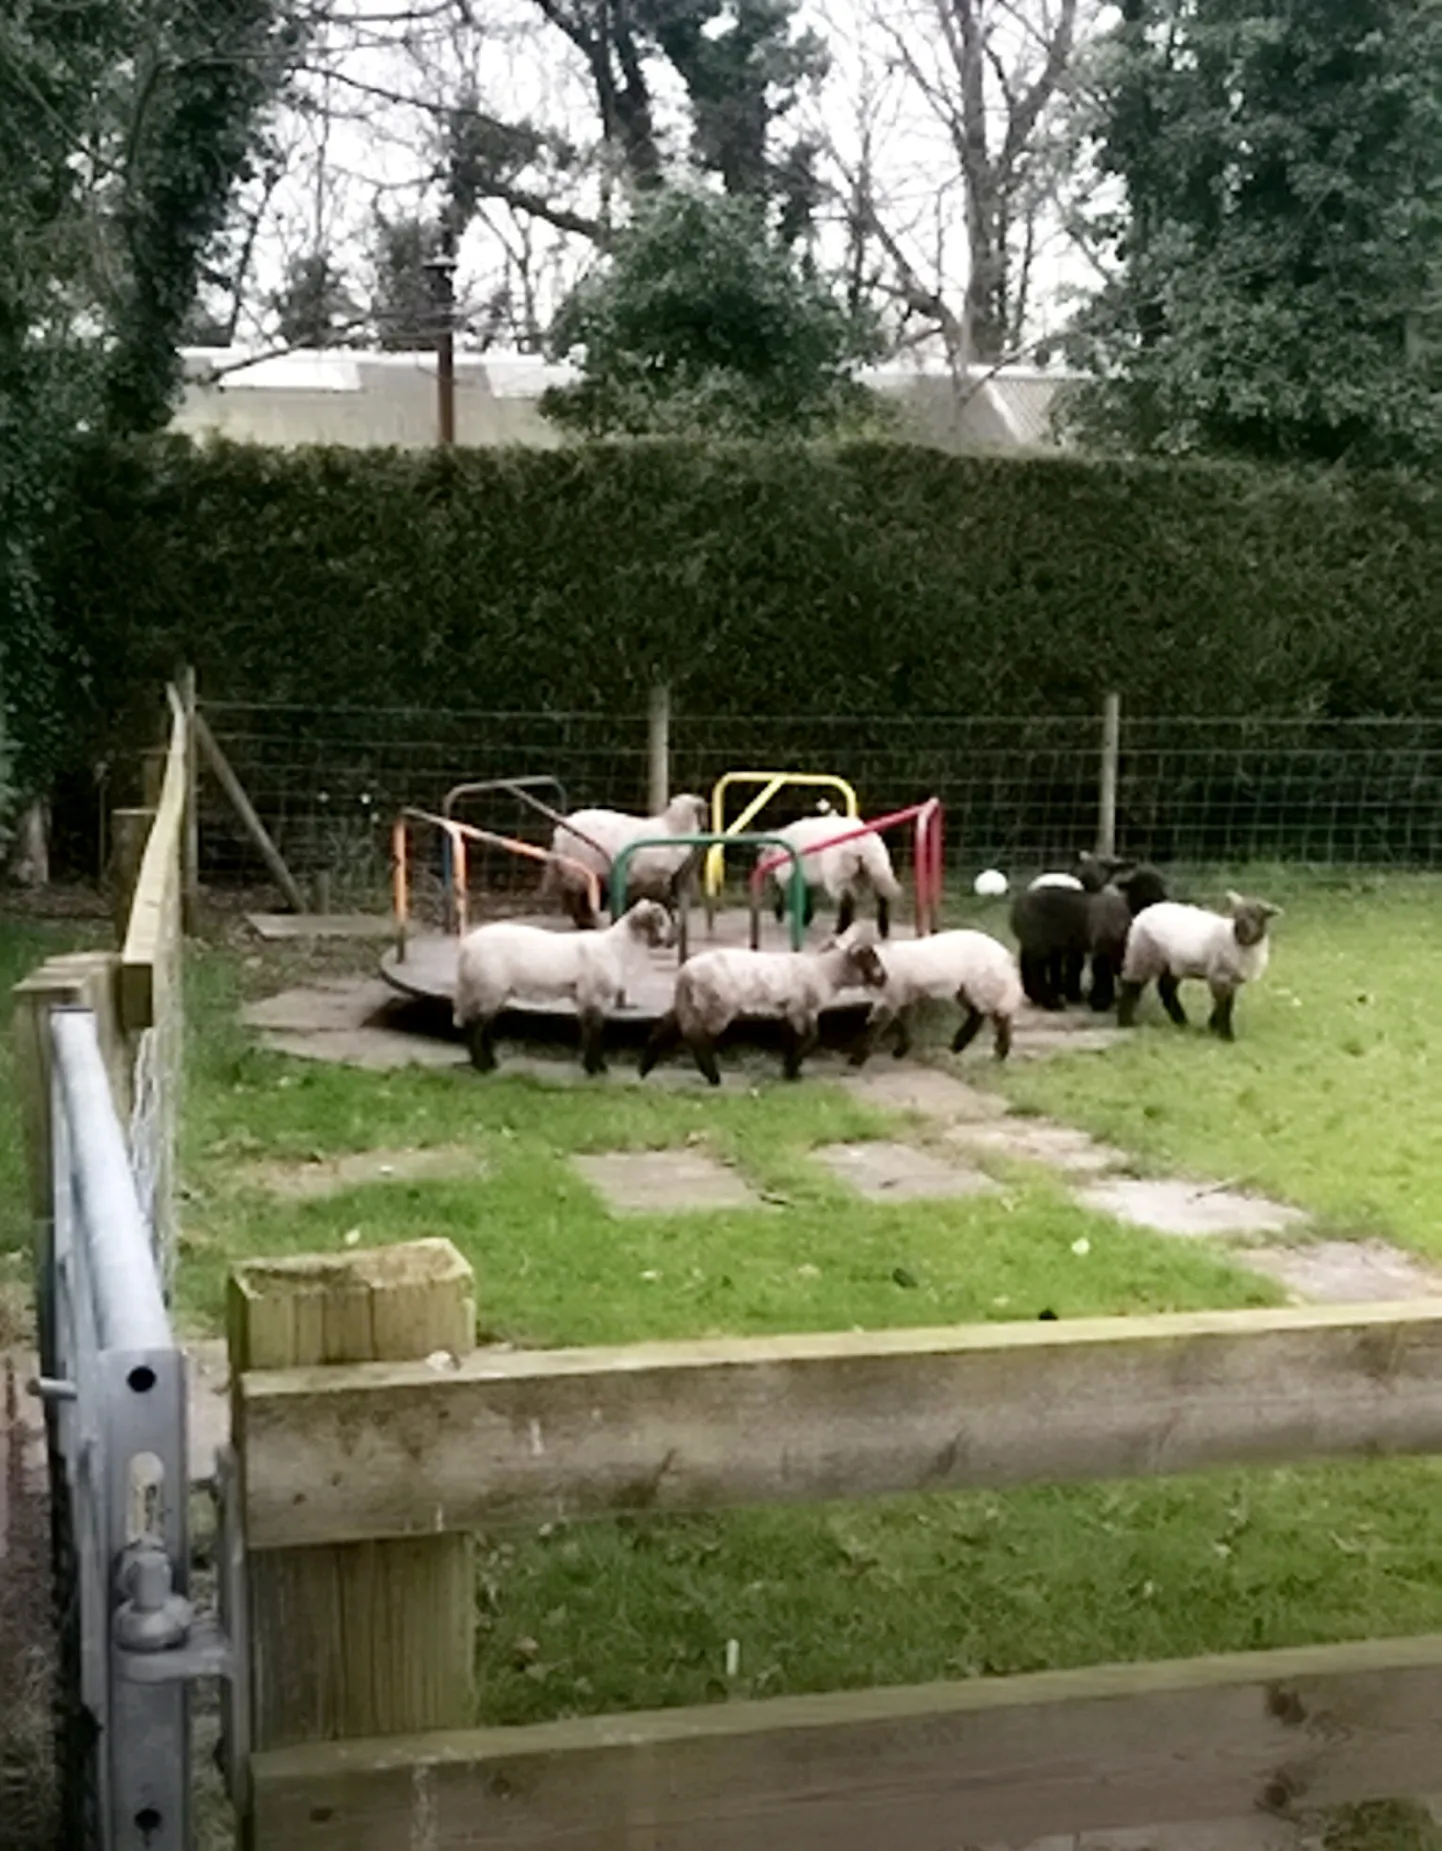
[212,0,1117,364]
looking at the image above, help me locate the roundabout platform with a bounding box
[378,906,921,1025]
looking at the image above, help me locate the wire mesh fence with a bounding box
[192,701,1442,916]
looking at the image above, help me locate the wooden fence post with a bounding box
[179,665,200,933]
[228,1240,477,1766]
[1098,691,1121,861]
[648,683,671,814]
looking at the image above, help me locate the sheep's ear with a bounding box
[1225,889,1245,911]
[1260,901,1282,919]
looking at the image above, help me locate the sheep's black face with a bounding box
[1226,892,1280,947]
[846,943,887,989]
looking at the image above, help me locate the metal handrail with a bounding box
[752,798,946,936]
[610,832,810,952]
[704,771,860,898]
[391,808,601,948]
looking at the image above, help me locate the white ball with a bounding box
[973,868,1009,898]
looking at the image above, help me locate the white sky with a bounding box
[220,0,1116,361]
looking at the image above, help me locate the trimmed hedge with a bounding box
[50,435,1442,776]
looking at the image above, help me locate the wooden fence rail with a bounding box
[238,1298,1442,1548]
[233,1244,1442,1850]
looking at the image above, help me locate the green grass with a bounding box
[178,942,1279,1340]
[8,897,1442,1850]
[989,869,1442,1257]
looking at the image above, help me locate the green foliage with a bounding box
[1069,0,1442,469]
[269,252,361,349]
[49,437,1441,784]
[366,212,445,351]
[0,0,301,792]
[541,188,879,437]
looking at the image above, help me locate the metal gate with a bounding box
[33,1006,243,1851]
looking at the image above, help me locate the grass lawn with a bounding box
[6,890,1442,1846]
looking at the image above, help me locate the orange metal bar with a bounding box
[393,808,602,938]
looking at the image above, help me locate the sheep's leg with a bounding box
[1116,979,1145,1027]
[565,885,598,930]
[951,1005,984,1057]
[875,893,891,939]
[639,1010,681,1077]
[686,1030,723,1087]
[1157,972,1188,1027]
[578,1007,608,1075]
[465,1017,498,1073]
[1089,953,1116,1013]
[889,1007,912,1059]
[1062,950,1086,1004]
[834,892,853,935]
[1019,950,1060,1011]
[772,884,787,925]
[782,1012,818,1080]
[991,1013,1012,1060]
[1208,985,1237,1041]
[847,1004,889,1068]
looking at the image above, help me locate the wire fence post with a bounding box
[1098,691,1120,860]
[179,665,200,932]
[649,684,671,814]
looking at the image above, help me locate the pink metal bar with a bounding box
[751,798,945,937]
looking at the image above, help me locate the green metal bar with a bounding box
[609,833,809,952]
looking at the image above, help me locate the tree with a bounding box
[365,212,446,350]
[269,251,361,347]
[540,185,880,436]
[1067,0,1442,468]
[0,0,303,829]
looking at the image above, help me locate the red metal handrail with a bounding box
[751,799,945,935]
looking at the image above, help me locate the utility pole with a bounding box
[424,228,458,447]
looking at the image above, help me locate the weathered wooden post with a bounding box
[648,683,671,814]
[179,664,201,932]
[110,806,156,941]
[1098,691,1121,861]
[227,1239,477,1784]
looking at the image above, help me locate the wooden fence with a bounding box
[230,1239,1442,1851]
[14,682,189,1274]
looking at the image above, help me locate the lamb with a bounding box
[1016,853,1125,1001]
[761,812,904,937]
[639,934,886,1085]
[1011,863,1167,1012]
[1117,891,1280,1040]
[541,793,708,928]
[453,899,675,1074]
[849,929,1023,1065]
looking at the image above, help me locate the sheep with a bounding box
[761,812,904,937]
[453,899,675,1074]
[1016,853,1124,1000]
[849,929,1023,1065]
[1117,891,1280,1040]
[639,934,886,1085]
[1011,863,1168,1011]
[541,793,708,928]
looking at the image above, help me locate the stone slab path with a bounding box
[571,1150,769,1214]
[813,1140,998,1201]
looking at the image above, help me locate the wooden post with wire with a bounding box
[179,664,200,931]
[648,684,671,813]
[1098,691,1121,861]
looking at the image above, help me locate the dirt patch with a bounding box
[1077,1177,1308,1239]
[240,1143,486,1199]
[572,1150,769,1214]
[814,1141,999,1202]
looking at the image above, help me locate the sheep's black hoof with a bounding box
[466,1024,497,1072]
[1116,981,1144,1028]
[993,1017,1012,1060]
[1208,996,1236,1040]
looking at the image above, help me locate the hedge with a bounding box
[41,436,1442,866]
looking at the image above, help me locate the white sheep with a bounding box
[541,793,708,928]
[454,899,675,1073]
[761,813,904,937]
[639,934,886,1085]
[850,929,1023,1064]
[1117,891,1280,1040]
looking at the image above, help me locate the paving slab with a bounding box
[1077,1178,1307,1240]
[841,1066,1012,1121]
[814,1140,999,1202]
[983,1819,1318,1851]
[946,1118,1130,1176]
[1241,1239,1442,1305]
[572,1150,769,1214]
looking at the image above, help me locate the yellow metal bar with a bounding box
[703,772,860,898]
